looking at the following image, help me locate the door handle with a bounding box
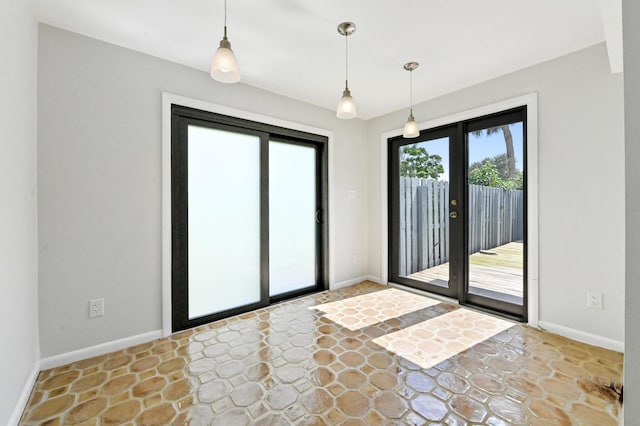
[315,209,322,224]
[449,211,458,219]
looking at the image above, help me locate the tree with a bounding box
[470,153,510,181]
[471,125,516,180]
[400,144,444,179]
[469,159,523,190]
[468,160,502,187]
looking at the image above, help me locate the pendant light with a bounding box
[210,0,240,83]
[402,62,420,138]
[336,22,357,119]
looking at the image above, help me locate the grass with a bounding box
[469,241,523,270]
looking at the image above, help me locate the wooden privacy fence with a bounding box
[399,177,523,276]
[468,184,524,254]
[399,178,449,276]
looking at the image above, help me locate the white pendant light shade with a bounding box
[337,87,357,119]
[336,22,357,120]
[210,41,240,83]
[210,0,240,84]
[403,62,420,138]
[403,112,419,138]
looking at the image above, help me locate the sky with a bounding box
[407,122,524,182]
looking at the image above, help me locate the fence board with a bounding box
[426,181,434,268]
[438,181,445,264]
[411,178,418,269]
[399,177,406,275]
[417,186,427,270]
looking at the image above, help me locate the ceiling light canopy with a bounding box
[211,0,240,84]
[402,61,419,138]
[336,22,357,119]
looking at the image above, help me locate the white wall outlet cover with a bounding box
[586,292,603,309]
[89,298,105,317]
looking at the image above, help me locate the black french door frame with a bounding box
[388,124,463,299]
[388,106,527,322]
[171,105,329,332]
[462,108,528,320]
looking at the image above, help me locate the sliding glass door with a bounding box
[389,107,527,321]
[269,140,319,299]
[186,125,266,320]
[171,105,328,331]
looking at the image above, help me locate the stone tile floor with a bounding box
[21,282,623,425]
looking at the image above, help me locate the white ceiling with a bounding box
[34,0,620,120]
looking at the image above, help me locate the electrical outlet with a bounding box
[89,298,104,317]
[587,292,603,310]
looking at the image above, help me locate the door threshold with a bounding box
[387,282,459,305]
[468,286,523,305]
[387,281,520,325]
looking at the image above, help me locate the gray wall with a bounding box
[624,0,639,420]
[366,43,626,344]
[0,0,39,424]
[38,25,369,357]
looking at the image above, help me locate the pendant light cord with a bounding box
[409,70,413,113]
[345,34,349,88]
[223,0,228,38]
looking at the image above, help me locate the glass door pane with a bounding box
[399,138,451,287]
[187,125,261,319]
[269,141,317,296]
[467,121,525,308]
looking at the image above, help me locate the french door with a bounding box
[171,105,328,331]
[389,107,527,321]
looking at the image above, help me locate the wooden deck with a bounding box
[407,241,524,299]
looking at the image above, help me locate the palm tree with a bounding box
[471,125,516,180]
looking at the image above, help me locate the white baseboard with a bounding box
[364,275,382,284]
[331,276,370,290]
[40,330,163,371]
[8,361,40,426]
[537,321,624,353]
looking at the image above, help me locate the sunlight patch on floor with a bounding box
[309,288,440,331]
[373,308,514,369]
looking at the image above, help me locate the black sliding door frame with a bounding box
[268,136,329,305]
[388,106,528,322]
[171,105,329,332]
